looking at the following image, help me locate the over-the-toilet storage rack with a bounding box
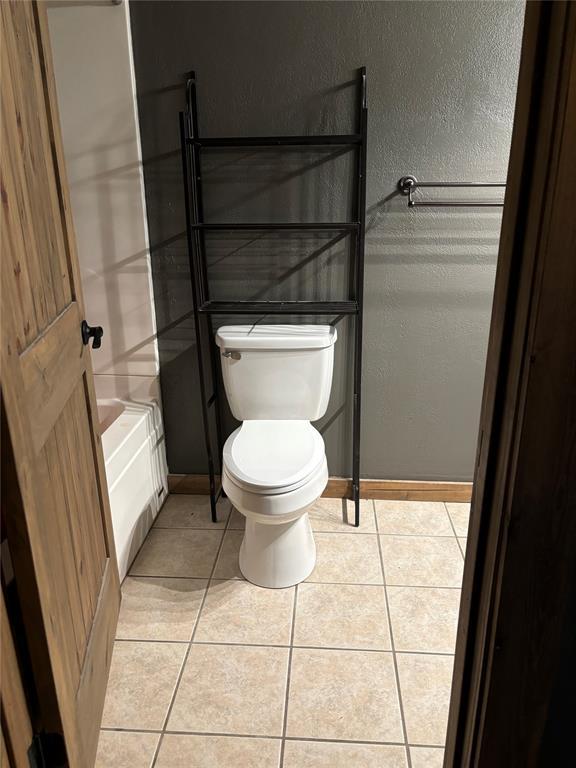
[179,68,368,526]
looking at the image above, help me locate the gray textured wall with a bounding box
[129,0,524,480]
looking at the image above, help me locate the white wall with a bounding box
[47,0,159,403]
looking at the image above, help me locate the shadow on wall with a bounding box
[61,123,161,378]
[145,106,500,477]
[139,69,508,479]
[129,0,523,481]
[140,76,362,475]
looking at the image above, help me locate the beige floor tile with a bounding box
[283,740,408,767]
[130,529,223,578]
[168,644,289,735]
[308,533,383,584]
[195,579,294,645]
[410,746,445,768]
[396,653,454,745]
[387,586,461,653]
[308,498,376,533]
[116,577,207,641]
[154,494,230,529]
[459,537,468,556]
[155,734,281,768]
[286,648,403,742]
[228,506,246,529]
[380,535,463,587]
[95,731,159,768]
[294,583,391,650]
[101,641,187,730]
[446,502,471,537]
[213,530,244,579]
[375,501,453,536]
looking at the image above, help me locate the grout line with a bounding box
[149,731,164,767]
[444,502,466,560]
[101,725,436,747]
[151,525,468,538]
[297,579,462,589]
[114,638,190,645]
[122,573,215,584]
[315,530,463,539]
[407,742,447,749]
[149,520,229,768]
[100,725,443,749]
[122,575,463,589]
[126,575,211,582]
[278,583,299,768]
[101,724,447,751]
[111,636,455,657]
[195,640,291,650]
[374,500,413,768]
[128,569,218,579]
[152,525,228,531]
[285,735,417,746]
[378,532,464,540]
[381,583,462,590]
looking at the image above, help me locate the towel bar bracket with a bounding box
[398,174,506,207]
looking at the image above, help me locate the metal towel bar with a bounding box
[398,175,505,207]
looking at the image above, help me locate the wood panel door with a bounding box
[0,2,120,765]
[1,590,34,768]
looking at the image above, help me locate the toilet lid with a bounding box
[223,421,325,493]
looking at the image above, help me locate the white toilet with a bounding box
[216,324,337,588]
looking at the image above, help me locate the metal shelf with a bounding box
[191,222,359,232]
[190,134,362,147]
[199,300,359,315]
[180,67,368,526]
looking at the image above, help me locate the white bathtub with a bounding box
[98,399,168,580]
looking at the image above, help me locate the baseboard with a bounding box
[324,477,472,502]
[167,474,472,502]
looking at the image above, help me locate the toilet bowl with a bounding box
[222,421,328,587]
[216,324,337,589]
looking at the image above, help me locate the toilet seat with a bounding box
[223,457,328,526]
[223,421,325,495]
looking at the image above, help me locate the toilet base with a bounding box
[239,513,316,588]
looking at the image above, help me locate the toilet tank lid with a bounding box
[215,324,337,350]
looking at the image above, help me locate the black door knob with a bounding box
[81,320,104,349]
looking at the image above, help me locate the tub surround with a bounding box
[47,0,160,403]
[47,1,167,578]
[100,400,168,581]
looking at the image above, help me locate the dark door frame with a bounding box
[445,1,576,765]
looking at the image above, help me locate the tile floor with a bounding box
[97,495,470,768]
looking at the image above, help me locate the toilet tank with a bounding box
[215,324,337,421]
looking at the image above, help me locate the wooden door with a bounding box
[0,2,120,765]
[1,590,34,768]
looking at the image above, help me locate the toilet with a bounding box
[216,324,337,588]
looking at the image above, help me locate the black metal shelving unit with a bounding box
[179,67,367,526]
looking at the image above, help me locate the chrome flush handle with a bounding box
[222,350,241,360]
